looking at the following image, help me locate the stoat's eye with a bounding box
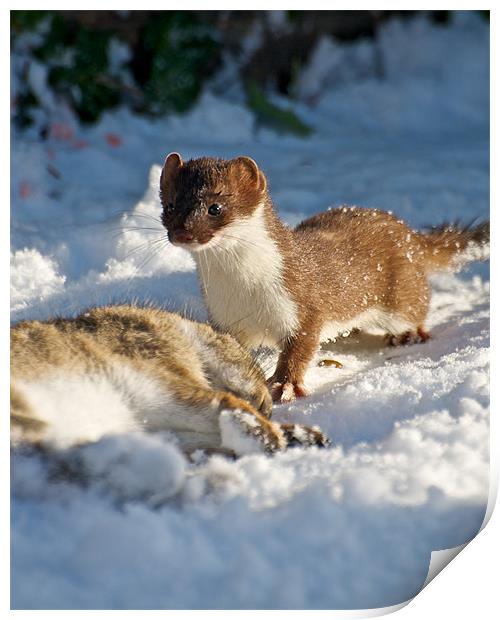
[208,203,222,217]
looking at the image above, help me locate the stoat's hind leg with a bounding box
[386,327,430,347]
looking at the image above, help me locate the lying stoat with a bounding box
[159,153,489,402]
[11,305,329,455]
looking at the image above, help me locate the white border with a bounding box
[4,4,495,617]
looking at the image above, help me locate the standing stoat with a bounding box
[159,153,489,402]
[11,305,329,454]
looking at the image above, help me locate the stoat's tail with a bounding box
[420,220,489,272]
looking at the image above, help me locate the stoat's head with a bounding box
[160,153,268,251]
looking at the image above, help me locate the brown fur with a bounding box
[160,156,267,245]
[160,154,489,401]
[11,305,329,452]
[419,220,490,270]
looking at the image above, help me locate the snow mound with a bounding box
[11,248,66,311]
[77,434,187,504]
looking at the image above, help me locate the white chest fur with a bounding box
[194,206,299,347]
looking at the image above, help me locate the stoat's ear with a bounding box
[160,152,183,194]
[230,156,267,193]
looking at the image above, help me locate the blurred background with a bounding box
[11,10,489,134]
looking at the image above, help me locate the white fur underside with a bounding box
[14,365,278,456]
[194,205,299,347]
[14,363,219,450]
[320,308,414,342]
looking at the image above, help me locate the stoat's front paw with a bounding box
[270,381,309,403]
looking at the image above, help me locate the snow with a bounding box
[10,12,489,610]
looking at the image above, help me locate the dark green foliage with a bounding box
[12,10,479,135]
[11,11,219,126]
[12,13,123,124]
[46,26,121,123]
[137,12,219,115]
[12,87,39,129]
[10,10,48,33]
[431,10,489,24]
[246,81,312,137]
[286,11,304,23]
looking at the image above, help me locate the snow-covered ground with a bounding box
[11,13,489,610]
